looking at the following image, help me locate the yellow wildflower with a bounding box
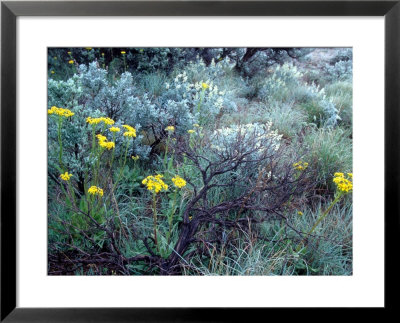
[88,185,104,196]
[101,117,115,125]
[88,186,97,194]
[59,172,72,181]
[98,141,107,149]
[165,126,175,132]
[51,70,55,74]
[63,110,74,117]
[122,125,137,137]
[193,124,200,128]
[96,134,114,150]
[48,106,74,117]
[142,174,168,194]
[67,51,72,55]
[122,125,135,132]
[124,132,136,137]
[187,129,195,134]
[96,134,107,142]
[86,117,102,125]
[68,60,74,64]
[104,141,115,150]
[109,127,120,132]
[121,51,126,54]
[101,53,105,56]
[297,211,303,216]
[333,172,353,193]
[86,117,114,125]
[293,161,309,171]
[132,155,140,161]
[202,82,209,90]
[172,175,186,189]
[123,131,136,137]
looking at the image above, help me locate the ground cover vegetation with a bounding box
[48,47,353,275]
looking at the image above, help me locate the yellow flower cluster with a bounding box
[68,60,74,64]
[172,175,186,188]
[202,82,209,90]
[88,185,104,196]
[293,161,309,171]
[122,125,137,137]
[86,117,102,125]
[102,117,115,125]
[109,127,120,132]
[131,155,140,161]
[59,172,72,181]
[333,172,353,193]
[165,126,175,133]
[121,51,126,55]
[142,174,168,194]
[96,134,115,150]
[187,129,195,134]
[48,106,75,117]
[86,117,115,125]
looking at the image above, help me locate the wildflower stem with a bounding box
[113,139,130,192]
[163,134,170,170]
[152,192,159,253]
[59,182,69,204]
[67,180,77,207]
[91,124,96,156]
[167,189,178,244]
[94,145,103,186]
[106,133,116,180]
[296,192,343,252]
[57,116,64,171]
[197,89,205,123]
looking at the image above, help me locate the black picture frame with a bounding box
[1,0,398,321]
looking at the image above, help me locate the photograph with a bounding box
[47,47,353,276]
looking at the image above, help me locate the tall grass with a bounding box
[301,127,352,191]
[180,200,352,276]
